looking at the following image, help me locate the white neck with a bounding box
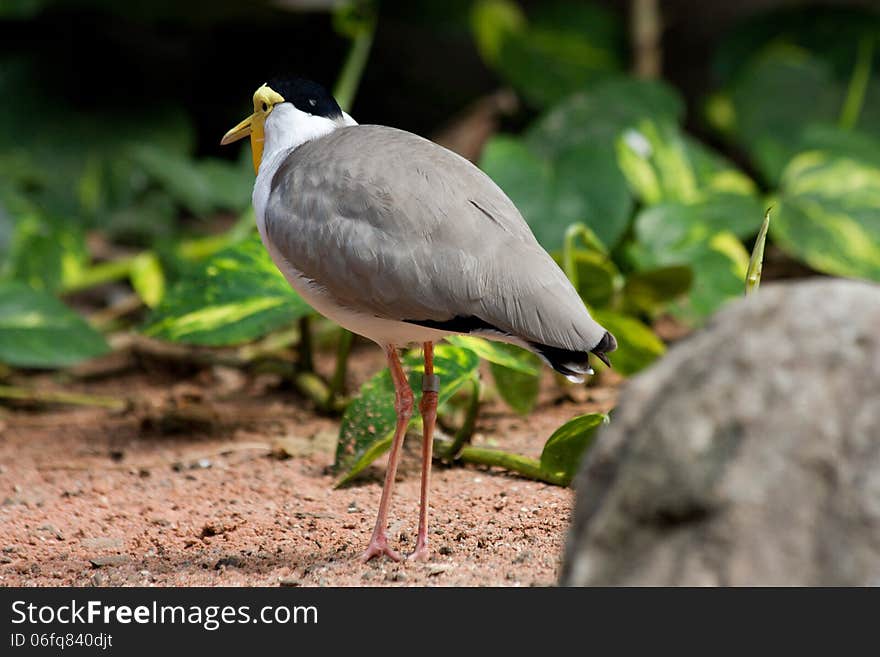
[262,103,358,164]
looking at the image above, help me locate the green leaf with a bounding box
[539,413,608,486]
[143,234,313,345]
[772,150,880,280]
[443,336,542,416]
[130,252,165,308]
[568,249,618,308]
[485,343,542,415]
[103,190,177,246]
[712,49,846,184]
[0,62,193,230]
[479,1,623,108]
[480,138,631,250]
[630,198,756,320]
[1,213,88,294]
[622,265,693,315]
[197,158,254,213]
[128,145,217,217]
[590,309,665,376]
[0,281,109,368]
[491,361,541,416]
[480,78,685,250]
[712,6,880,86]
[335,344,480,483]
[616,119,760,213]
[745,208,772,295]
[526,77,685,157]
[443,335,540,375]
[470,0,525,65]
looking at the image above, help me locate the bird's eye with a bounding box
[262,102,268,112]
[308,98,317,107]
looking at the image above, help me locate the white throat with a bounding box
[252,103,357,227]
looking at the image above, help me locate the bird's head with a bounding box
[220,77,345,173]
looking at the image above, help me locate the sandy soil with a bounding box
[0,342,618,587]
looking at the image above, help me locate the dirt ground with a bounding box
[0,341,618,587]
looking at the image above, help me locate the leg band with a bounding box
[422,373,440,393]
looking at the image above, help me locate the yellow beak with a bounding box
[221,83,286,174]
[221,112,264,174]
[220,114,254,146]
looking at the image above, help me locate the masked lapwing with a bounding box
[221,77,616,563]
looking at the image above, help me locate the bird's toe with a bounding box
[360,539,401,563]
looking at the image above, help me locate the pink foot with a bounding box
[407,543,430,562]
[360,536,401,563]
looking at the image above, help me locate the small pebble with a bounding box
[89,555,129,568]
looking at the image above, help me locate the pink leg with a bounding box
[409,342,437,562]
[361,345,413,562]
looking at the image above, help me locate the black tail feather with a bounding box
[530,330,617,380]
[529,342,593,379]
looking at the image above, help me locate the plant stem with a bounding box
[333,3,377,112]
[452,444,568,486]
[562,222,609,289]
[62,210,255,295]
[840,36,874,130]
[297,316,314,372]
[442,377,481,459]
[631,0,662,79]
[63,258,134,293]
[0,385,128,411]
[293,370,336,411]
[326,328,354,407]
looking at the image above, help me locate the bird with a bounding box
[221,76,617,563]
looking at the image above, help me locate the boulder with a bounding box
[561,279,880,586]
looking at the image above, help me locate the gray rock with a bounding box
[561,279,880,586]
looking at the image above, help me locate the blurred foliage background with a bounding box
[2,0,879,484]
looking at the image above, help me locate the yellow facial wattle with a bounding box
[220,83,286,173]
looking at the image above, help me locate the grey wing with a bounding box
[264,125,606,352]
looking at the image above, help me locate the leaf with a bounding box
[526,77,685,157]
[0,281,109,368]
[711,49,845,184]
[335,344,480,483]
[616,119,760,216]
[487,343,543,415]
[2,213,88,294]
[129,252,165,308]
[480,78,686,250]
[772,150,880,280]
[631,201,755,320]
[745,208,772,295]
[0,62,193,230]
[443,336,542,416]
[480,138,632,250]
[573,251,618,308]
[477,1,623,108]
[470,0,525,65]
[590,310,665,376]
[539,413,609,486]
[128,145,218,217]
[103,190,177,246]
[622,265,693,315]
[143,234,313,345]
[712,6,880,86]
[197,158,254,213]
[443,335,540,375]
